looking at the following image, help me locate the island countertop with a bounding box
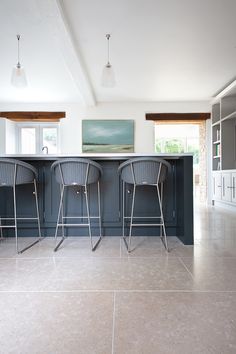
[0,152,193,160]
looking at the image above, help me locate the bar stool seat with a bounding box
[118,157,171,252]
[51,158,103,251]
[0,158,42,253]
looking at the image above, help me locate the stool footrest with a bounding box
[131,223,163,227]
[124,216,162,219]
[0,225,16,228]
[62,216,100,219]
[57,223,89,227]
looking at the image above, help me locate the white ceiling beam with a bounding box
[36,0,96,106]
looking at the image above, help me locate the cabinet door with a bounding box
[212,172,222,200]
[222,172,231,202]
[95,161,120,223]
[232,173,236,203]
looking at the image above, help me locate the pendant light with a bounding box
[11,34,27,88]
[101,34,116,87]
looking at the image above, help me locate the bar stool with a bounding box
[118,157,171,253]
[51,158,103,252]
[0,159,42,253]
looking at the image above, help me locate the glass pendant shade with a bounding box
[101,34,115,87]
[11,64,27,87]
[101,62,116,87]
[11,34,27,88]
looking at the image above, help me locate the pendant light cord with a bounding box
[16,34,21,68]
[106,34,110,65]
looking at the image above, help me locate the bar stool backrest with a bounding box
[118,157,171,185]
[0,159,37,186]
[51,158,103,186]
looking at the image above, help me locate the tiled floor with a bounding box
[0,204,236,353]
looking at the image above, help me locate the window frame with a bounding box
[16,122,60,154]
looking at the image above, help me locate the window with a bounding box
[42,127,58,154]
[155,124,199,165]
[20,127,36,154]
[17,123,60,154]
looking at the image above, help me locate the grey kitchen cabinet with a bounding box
[211,81,236,208]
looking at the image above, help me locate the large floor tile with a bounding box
[0,237,44,258]
[0,292,113,354]
[52,236,121,258]
[0,258,55,291]
[194,205,236,241]
[114,292,236,354]
[180,256,236,291]
[44,257,193,291]
[0,237,121,259]
[174,242,236,258]
[120,236,181,257]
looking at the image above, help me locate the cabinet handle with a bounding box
[227,186,233,189]
[217,185,221,188]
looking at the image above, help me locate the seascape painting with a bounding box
[82,120,134,153]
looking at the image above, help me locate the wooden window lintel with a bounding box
[0,111,66,122]
[146,113,210,121]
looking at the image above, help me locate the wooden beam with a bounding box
[0,111,66,122]
[36,0,96,106]
[145,113,211,121]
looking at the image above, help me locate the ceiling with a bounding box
[0,0,236,105]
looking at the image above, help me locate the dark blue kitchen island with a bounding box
[0,153,193,245]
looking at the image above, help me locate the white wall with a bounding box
[0,101,211,153]
[5,119,16,153]
[0,117,17,153]
[85,101,211,153]
[0,118,6,154]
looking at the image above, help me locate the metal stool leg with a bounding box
[84,183,102,252]
[97,181,102,239]
[123,185,136,253]
[54,184,65,252]
[84,184,93,250]
[128,185,136,252]
[18,180,43,254]
[122,181,125,239]
[157,184,169,252]
[13,184,18,253]
[0,217,3,239]
[61,185,65,240]
[122,181,129,250]
[34,179,42,240]
[92,181,102,250]
[159,183,163,240]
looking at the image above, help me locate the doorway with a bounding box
[155,121,207,203]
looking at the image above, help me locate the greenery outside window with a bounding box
[155,124,199,166]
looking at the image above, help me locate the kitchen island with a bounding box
[0,153,193,245]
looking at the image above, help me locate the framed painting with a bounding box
[82,120,134,153]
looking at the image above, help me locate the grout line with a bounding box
[0,255,182,260]
[1,256,236,262]
[178,257,195,280]
[0,289,236,293]
[111,292,116,354]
